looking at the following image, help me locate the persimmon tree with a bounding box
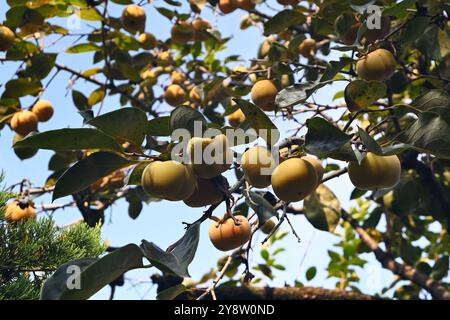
[0,0,449,300]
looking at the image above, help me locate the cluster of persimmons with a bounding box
[1,2,402,254]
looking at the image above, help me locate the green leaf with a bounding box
[40,244,143,300]
[14,128,123,152]
[438,29,450,59]
[148,116,171,136]
[115,62,141,81]
[156,284,188,300]
[305,117,355,161]
[261,249,270,261]
[78,110,94,123]
[243,190,278,227]
[275,81,334,109]
[114,33,140,51]
[398,112,450,159]
[344,80,386,111]
[350,188,367,200]
[111,0,133,4]
[127,191,143,220]
[364,207,383,228]
[383,0,416,18]
[79,7,104,21]
[66,43,100,54]
[53,152,137,201]
[320,57,354,82]
[140,223,200,277]
[431,256,449,281]
[24,53,57,79]
[40,258,97,299]
[5,6,28,28]
[400,241,421,265]
[305,266,317,281]
[402,16,431,44]
[155,7,176,20]
[87,108,148,146]
[304,184,341,232]
[380,142,410,156]
[264,10,306,36]
[4,78,42,98]
[233,98,280,145]
[411,89,450,121]
[48,152,77,172]
[72,90,89,111]
[358,127,382,154]
[349,0,376,12]
[416,25,441,60]
[6,41,40,60]
[6,0,28,7]
[88,88,106,107]
[170,106,207,136]
[287,34,306,53]
[273,264,286,271]
[125,161,151,186]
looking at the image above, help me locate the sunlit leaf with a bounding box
[87,108,148,146]
[234,98,280,145]
[264,10,306,36]
[304,185,341,232]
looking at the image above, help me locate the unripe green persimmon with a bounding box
[0,26,15,51]
[257,37,274,59]
[13,134,38,160]
[251,80,278,112]
[271,158,318,202]
[11,111,39,136]
[139,32,157,49]
[302,155,324,185]
[298,38,316,59]
[141,161,196,201]
[347,152,401,190]
[228,108,245,127]
[171,21,195,44]
[163,84,186,106]
[356,49,396,81]
[183,178,223,207]
[187,134,233,179]
[241,146,275,188]
[192,18,211,41]
[170,70,186,84]
[121,5,146,34]
[32,99,53,122]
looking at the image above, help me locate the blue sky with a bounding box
[0,1,395,299]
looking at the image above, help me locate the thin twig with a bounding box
[284,213,301,243]
[197,255,233,300]
[262,202,287,245]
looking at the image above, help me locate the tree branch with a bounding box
[55,63,159,117]
[341,209,450,300]
[194,285,375,300]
